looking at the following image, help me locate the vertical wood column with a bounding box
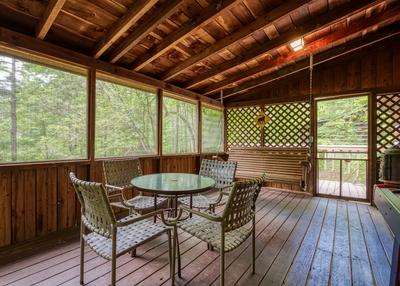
[368,93,377,204]
[88,67,96,180]
[157,89,163,172]
[260,105,266,147]
[311,95,317,196]
[198,101,202,154]
[223,107,228,153]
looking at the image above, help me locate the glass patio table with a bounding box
[130,173,216,215]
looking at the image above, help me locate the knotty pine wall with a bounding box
[0,155,212,247]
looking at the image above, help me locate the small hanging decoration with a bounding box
[255,111,270,129]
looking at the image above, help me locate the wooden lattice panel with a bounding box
[264,102,311,148]
[377,93,400,154]
[226,106,262,149]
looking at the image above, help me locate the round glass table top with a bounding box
[130,173,215,195]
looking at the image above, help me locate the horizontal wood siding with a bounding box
[227,41,400,106]
[0,155,208,247]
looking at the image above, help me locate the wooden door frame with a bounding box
[312,93,372,203]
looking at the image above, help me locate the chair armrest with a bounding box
[179,205,223,222]
[105,184,124,192]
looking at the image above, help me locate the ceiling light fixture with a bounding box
[289,38,304,52]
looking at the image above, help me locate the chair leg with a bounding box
[80,221,84,285]
[154,195,157,223]
[131,248,136,257]
[220,246,225,286]
[111,230,117,286]
[252,223,256,274]
[170,229,176,286]
[174,227,181,278]
[220,230,225,286]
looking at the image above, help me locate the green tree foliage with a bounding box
[317,96,368,146]
[0,54,225,163]
[0,55,87,163]
[162,96,197,154]
[202,107,223,152]
[95,79,157,157]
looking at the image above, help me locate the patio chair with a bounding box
[103,158,167,214]
[69,172,176,286]
[178,159,237,211]
[177,174,266,286]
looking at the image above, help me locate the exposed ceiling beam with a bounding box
[0,26,222,107]
[222,23,400,101]
[35,0,66,40]
[201,1,399,96]
[159,0,310,81]
[93,0,157,59]
[182,0,380,90]
[108,0,183,64]
[130,0,239,71]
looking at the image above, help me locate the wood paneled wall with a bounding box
[227,39,400,106]
[0,155,208,248]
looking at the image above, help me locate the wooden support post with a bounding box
[157,89,163,173]
[368,93,377,203]
[88,68,96,180]
[198,101,202,155]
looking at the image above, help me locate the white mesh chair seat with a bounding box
[69,173,176,286]
[178,216,251,252]
[177,174,266,286]
[179,159,237,210]
[84,214,167,259]
[178,195,212,209]
[111,195,167,211]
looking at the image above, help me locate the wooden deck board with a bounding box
[0,190,393,286]
[330,200,352,286]
[357,204,391,286]
[306,199,337,286]
[318,179,366,199]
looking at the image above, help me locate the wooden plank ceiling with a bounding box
[0,0,399,103]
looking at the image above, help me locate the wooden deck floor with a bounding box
[318,179,367,199]
[0,190,393,286]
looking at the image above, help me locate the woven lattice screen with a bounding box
[377,93,400,154]
[226,106,262,149]
[264,102,310,147]
[226,102,310,149]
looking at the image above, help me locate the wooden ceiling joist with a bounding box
[93,0,158,59]
[35,0,66,40]
[159,0,310,81]
[130,0,239,71]
[202,1,400,96]
[108,0,184,64]
[223,23,400,101]
[182,0,380,90]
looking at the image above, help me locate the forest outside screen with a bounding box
[0,53,87,163]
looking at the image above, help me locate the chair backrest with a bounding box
[103,158,143,190]
[199,159,237,188]
[222,175,265,232]
[70,172,116,238]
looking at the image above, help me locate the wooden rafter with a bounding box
[182,0,380,90]
[223,23,400,101]
[159,0,310,81]
[0,26,222,107]
[130,0,239,71]
[35,0,66,40]
[108,0,183,64]
[201,1,400,96]
[93,0,158,59]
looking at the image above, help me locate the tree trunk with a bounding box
[174,104,179,153]
[10,58,17,161]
